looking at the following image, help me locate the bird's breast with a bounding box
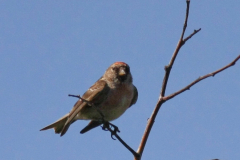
[100,84,134,121]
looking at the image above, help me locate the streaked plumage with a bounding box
[40,62,138,136]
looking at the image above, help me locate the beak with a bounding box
[118,68,126,76]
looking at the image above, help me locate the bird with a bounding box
[40,62,138,136]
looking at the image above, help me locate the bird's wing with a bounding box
[129,85,138,107]
[60,78,110,136]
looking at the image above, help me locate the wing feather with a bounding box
[129,85,138,107]
[60,79,110,136]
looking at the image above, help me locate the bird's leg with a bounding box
[101,120,109,131]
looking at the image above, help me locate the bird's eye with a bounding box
[125,67,129,73]
[112,67,116,71]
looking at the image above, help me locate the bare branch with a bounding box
[163,55,240,101]
[104,123,140,158]
[160,0,199,98]
[134,0,239,159]
[181,0,190,40]
[183,28,201,43]
[135,1,195,159]
[162,55,240,101]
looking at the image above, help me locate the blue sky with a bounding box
[1,0,240,160]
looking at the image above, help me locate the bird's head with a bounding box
[103,62,133,85]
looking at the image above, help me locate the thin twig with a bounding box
[183,28,201,43]
[160,0,197,98]
[105,124,140,158]
[181,0,190,41]
[163,55,240,101]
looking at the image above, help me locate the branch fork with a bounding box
[71,1,240,159]
[134,1,239,160]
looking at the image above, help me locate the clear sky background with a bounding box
[1,0,240,160]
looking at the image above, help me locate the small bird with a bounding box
[40,62,138,136]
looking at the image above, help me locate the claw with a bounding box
[109,122,120,133]
[101,121,120,140]
[110,126,120,140]
[111,133,116,140]
[108,122,120,140]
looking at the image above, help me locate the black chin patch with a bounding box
[118,75,127,82]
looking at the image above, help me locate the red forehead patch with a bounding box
[114,62,127,65]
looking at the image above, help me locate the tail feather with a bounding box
[60,123,71,136]
[40,114,69,134]
[80,120,102,134]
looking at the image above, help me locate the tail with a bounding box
[40,114,69,134]
[80,120,102,134]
